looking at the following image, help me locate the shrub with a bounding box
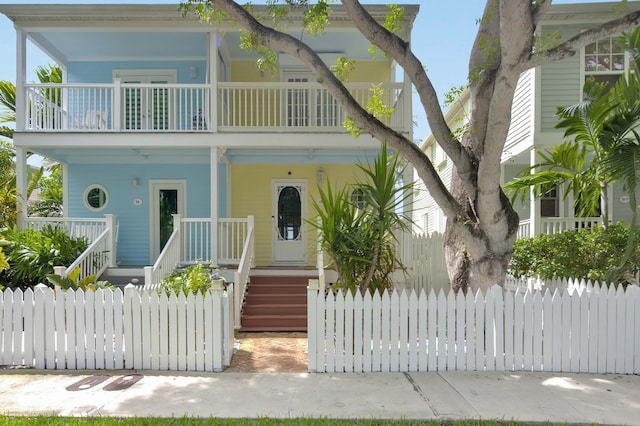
[509,223,640,284]
[0,225,89,289]
[160,263,225,296]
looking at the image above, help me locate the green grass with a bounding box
[0,417,559,425]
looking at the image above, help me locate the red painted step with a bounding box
[240,274,316,332]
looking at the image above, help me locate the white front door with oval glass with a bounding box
[272,180,307,265]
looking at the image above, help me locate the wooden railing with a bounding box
[233,216,254,328]
[517,217,603,238]
[22,82,409,133]
[54,228,111,283]
[26,217,108,243]
[145,214,182,286]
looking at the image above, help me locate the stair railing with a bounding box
[53,227,111,282]
[233,215,254,328]
[144,214,182,286]
[316,217,326,293]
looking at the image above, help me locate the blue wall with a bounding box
[68,161,227,266]
[67,60,208,84]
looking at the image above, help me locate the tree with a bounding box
[0,64,64,222]
[181,0,640,293]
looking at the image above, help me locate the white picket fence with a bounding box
[307,282,640,374]
[0,284,233,371]
[399,231,449,294]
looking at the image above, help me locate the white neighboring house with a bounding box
[412,2,640,238]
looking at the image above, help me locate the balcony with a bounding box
[22,81,409,134]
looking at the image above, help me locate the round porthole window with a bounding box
[83,184,109,211]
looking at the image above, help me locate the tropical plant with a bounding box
[506,28,640,282]
[311,145,413,295]
[46,267,114,291]
[509,223,639,286]
[28,167,63,217]
[160,262,225,296]
[0,64,64,225]
[505,78,615,221]
[0,225,89,289]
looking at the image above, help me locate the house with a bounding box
[0,3,418,330]
[412,2,640,239]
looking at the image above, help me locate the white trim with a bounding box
[112,69,178,81]
[149,179,187,261]
[62,163,69,217]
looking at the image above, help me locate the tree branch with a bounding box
[339,0,473,177]
[532,9,640,67]
[205,0,467,222]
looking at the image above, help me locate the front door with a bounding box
[150,180,186,261]
[272,180,307,264]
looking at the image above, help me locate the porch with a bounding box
[20,82,410,134]
[517,216,604,239]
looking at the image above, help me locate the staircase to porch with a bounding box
[240,270,316,332]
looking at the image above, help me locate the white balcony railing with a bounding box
[23,82,409,134]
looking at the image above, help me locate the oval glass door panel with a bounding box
[278,186,301,241]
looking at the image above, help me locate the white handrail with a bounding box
[316,217,326,293]
[57,227,111,282]
[145,225,181,286]
[26,217,107,242]
[233,216,254,328]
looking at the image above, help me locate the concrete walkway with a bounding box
[0,370,639,423]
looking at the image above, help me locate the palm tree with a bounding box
[0,64,64,222]
[505,78,616,224]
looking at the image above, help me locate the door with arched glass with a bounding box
[272,180,307,264]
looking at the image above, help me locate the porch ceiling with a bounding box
[31,146,381,166]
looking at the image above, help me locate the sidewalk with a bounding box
[0,369,639,423]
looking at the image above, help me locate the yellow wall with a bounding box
[348,60,391,83]
[230,163,369,266]
[230,59,391,83]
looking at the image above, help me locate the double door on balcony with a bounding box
[284,72,341,127]
[116,70,176,130]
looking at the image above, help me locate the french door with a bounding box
[115,70,176,130]
[284,72,340,127]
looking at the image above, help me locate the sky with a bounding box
[0,0,626,142]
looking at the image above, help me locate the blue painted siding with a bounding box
[68,162,222,266]
[67,60,208,84]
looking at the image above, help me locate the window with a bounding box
[349,188,367,210]
[84,184,108,211]
[584,36,627,91]
[540,187,558,218]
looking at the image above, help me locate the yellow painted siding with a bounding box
[230,59,391,83]
[230,163,368,266]
[231,60,279,82]
[348,60,391,83]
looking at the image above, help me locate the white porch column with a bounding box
[208,31,219,132]
[62,163,69,217]
[15,147,27,229]
[529,149,540,237]
[210,148,219,264]
[15,28,26,131]
[104,214,117,267]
